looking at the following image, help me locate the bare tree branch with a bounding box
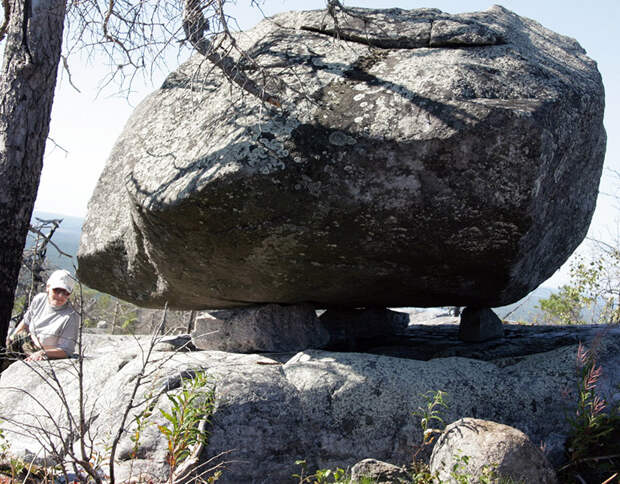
[28,219,72,259]
[182,0,281,107]
[102,0,137,68]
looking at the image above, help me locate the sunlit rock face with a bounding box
[77,5,605,309]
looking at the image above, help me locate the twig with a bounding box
[177,450,233,484]
[575,473,587,484]
[108,302,169,482]
[60,54,82,93]
[46,136,70,156]
[558,452,620,472]
[503,294,532,320]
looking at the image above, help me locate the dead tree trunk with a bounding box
[0,0,66,345]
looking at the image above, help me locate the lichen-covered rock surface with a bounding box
[77,5,606,309]
[430,418,558,483]
[0,328,619,483]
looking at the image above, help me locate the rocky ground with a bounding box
[1,322,618,483]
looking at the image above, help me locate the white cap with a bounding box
[47,270,75,294]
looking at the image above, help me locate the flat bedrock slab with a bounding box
[370,322,620,363]
[77,6,605,311]
[0,328,618,482]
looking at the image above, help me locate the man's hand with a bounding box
[25,350,47,361]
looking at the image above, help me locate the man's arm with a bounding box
[5,320,28,346]
[26,347,67,361]
[5,294,42,346]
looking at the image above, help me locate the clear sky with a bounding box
[33,0,619,285]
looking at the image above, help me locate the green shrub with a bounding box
[157,371,215,473]
[538,250,620,325]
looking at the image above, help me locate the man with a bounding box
[4,269,79,362]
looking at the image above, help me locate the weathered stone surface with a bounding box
[350,458,410,483]
[370,321,620,364]
[0,328,619,482]
[430,418,558,483]
[458,307,504,342]
[192,303,328,352]
[77,5,606,310]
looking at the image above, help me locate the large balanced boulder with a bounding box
[77,6,605,309]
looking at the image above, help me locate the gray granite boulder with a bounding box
[430,418,558,483]
[0,328,619,482]
[77,5,605,310]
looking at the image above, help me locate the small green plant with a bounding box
[292,460,351,483]
[447,452,508,484]
[121,315,138,332]
[413,389,448,447]
[408,390,449,483]
[408,460,435,483]
[157,371,215,476]
[0,425,34,482]
[130,392,155,459]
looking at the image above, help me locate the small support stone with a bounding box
[191,303,329,353]
[459,307,504,342]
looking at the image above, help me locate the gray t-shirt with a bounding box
[23,293,79,355]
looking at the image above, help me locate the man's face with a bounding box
[47,285,70,307]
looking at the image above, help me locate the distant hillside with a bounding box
[494,286,555,322]
[28,210,83,272]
